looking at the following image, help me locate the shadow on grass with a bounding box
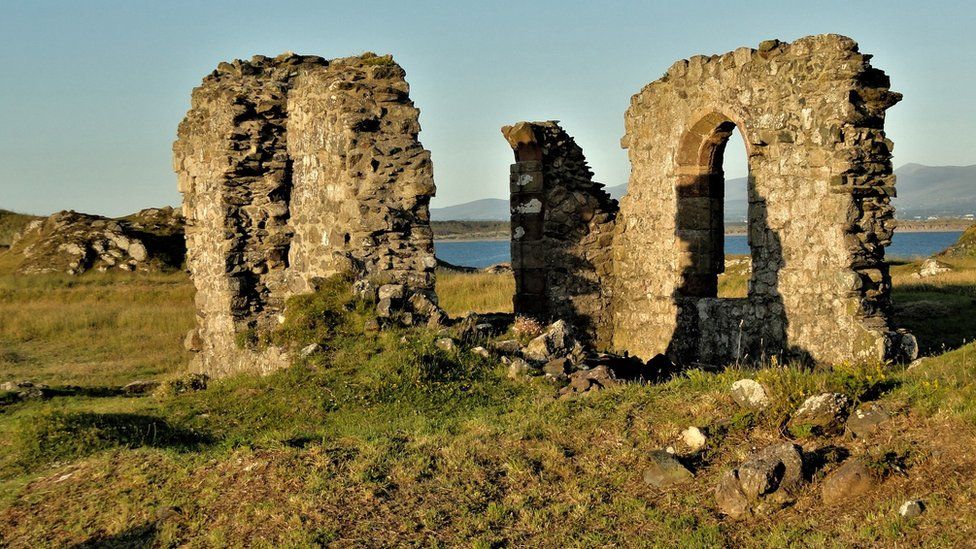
[69,523,158,548]
[20,412,213,469]
[892,282,976,355]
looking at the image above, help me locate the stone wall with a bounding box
[174,53,438,377]
[502,121,618,347]
[611,34,910,365]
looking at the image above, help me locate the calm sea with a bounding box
[434,231,964,269]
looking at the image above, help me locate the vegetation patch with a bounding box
[19,411,211,468]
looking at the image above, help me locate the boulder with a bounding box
[471,346,491,358]
[789,393,851,437]
[122,380,161,395]
[435,338,456,352]
[899,500,925,519]
[730,379,769,409]
[821,458,878,505]
[912,258,951,278]
[377,284,405,301]
[507,358,531,379]
[543,357,572,377]
[523,320,583,363]
[846,402,891,438]
[681,426,707,452]
[715,442,804,518]
[491,339,522,355]
[643,450,694,488]
[557,365,620,398]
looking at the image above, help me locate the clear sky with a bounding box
[1,0,974,216]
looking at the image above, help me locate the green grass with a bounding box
[0,210,39,248]
[0,272,194,386]
[0,262,975,546]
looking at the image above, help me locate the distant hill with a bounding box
[432,164,976,222]
[430,198,509,221]
[892,163,976,218]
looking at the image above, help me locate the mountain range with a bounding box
[430,164,976,221]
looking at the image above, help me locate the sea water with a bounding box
[434,231,964,269]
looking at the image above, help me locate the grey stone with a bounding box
[507,358,531,379]
[377,284,405,301]
[681,426,707,452]
[491,339,522,355]
[789,393,851,437]
[898,500,924,519]
[715,470,751,519]
[122,380,161,395]
[299,343,321,358]
[846,402,891,438]
[543,357,571,376]
[715,442,804,518]
[821,459,878,505]
[730,379,769,409]
[524,320,581,362]
[435,338,456,352]
[471,346,491,358]
[643,450,694,488]
[376,298,394,318]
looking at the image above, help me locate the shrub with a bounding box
[512,315,543,340]
[271,273,371,350]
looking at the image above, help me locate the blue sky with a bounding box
[1,0,974,216]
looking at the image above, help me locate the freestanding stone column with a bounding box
[502,121,618,346]
[174,53,439,377]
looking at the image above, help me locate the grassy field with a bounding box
[0,258,974,546]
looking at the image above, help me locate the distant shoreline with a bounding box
[433,219,974,241]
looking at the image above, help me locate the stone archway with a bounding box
[612,34,910,365]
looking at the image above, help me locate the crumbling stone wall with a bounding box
[502,121,618,347]
[174,53,438,377]
[612,34,910,365]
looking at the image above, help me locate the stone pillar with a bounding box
[505,123,547,318]
[502,121,618,346]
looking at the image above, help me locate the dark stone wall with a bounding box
[502,121,618,347]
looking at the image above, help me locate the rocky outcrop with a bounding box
[912,258,952,278]
[174,52,438,377]
[939,224,976,257]
[5,208,184,275]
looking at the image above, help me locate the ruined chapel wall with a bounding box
[287,58,438,296]
[612,34,902,364]
[504,121,618,346]
[175,53,437,377]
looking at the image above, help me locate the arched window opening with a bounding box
[674,113,751,299]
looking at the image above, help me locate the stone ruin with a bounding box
[174,52,439,377]
[177,35,914,378]
[506,35,915,366]
[502,122,618,348]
